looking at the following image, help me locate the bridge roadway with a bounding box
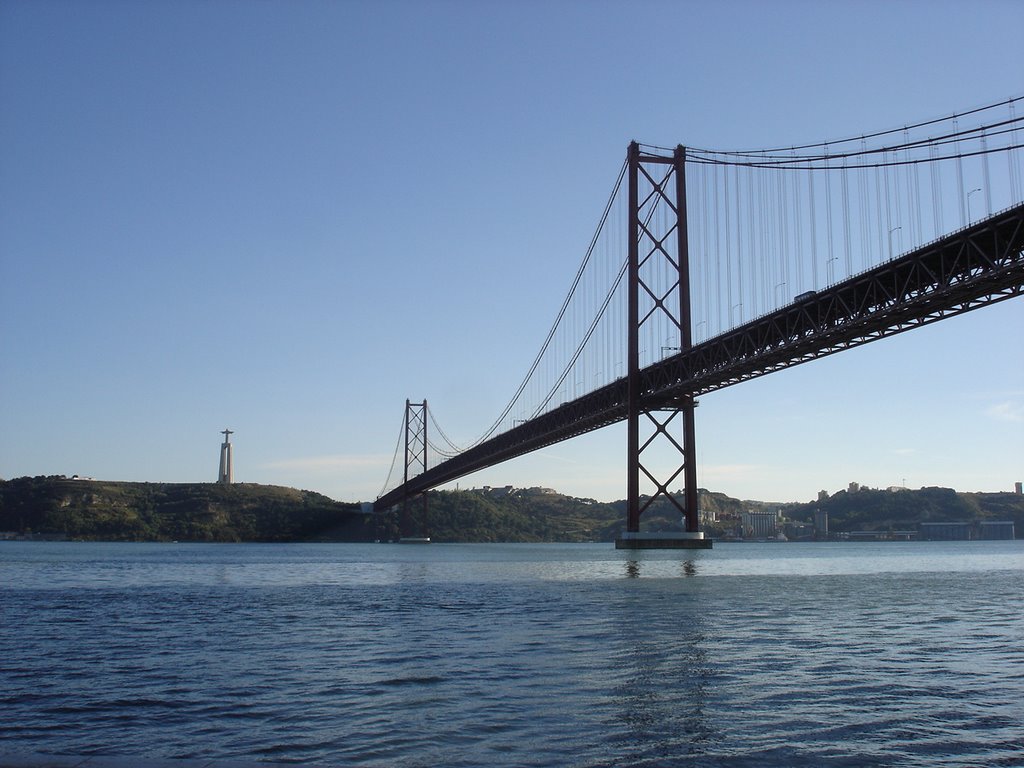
[375,202,1024,511]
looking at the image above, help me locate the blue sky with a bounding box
[1,0,1021,504]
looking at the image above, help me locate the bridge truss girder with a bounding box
[642,201,1024,398]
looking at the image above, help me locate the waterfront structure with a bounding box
[700,506,718,526]
[742,510,778,539]
[814,509,829,538]
[979,521,1015,540]
[218,429,234,485]
[784,522,814,540]
[919,521,971,541]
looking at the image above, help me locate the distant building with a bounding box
[1015,482,1022,495]
[919,522,972,541]
[742,510,778,539]
[481,485,515,498]
[523,487,557,496]
[979,521,1015,540]
[848,482,861,493]
[814,509,829,538]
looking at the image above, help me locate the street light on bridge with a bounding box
[968,187,982,224]
[888,226,902,260]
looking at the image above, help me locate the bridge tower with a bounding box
[400,399,430,542]
[618,142,709,549]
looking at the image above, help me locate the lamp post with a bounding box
[774,281,787,307]
[826,254,839,283]
[967,188,982,224]
[888,226,902,260]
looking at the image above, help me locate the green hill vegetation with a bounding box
[412,488,621,542]
[782,485,1024,536]
[1,476,1020,542]
[0,476,370,542]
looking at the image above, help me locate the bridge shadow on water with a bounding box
[595,558,716,767]
[623,558,698,579]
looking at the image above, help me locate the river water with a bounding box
[1,541,1022,766]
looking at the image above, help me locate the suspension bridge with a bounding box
[375,97,1024,547]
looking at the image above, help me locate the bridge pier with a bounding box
[615,531,711,549]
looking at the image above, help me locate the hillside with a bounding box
[0,476,370,542]
[2,476,1021,542]
[781,486,1024,536]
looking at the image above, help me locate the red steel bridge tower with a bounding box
[400,399,430,543]
[619,142,710,549]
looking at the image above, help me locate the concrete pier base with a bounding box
[615,531,713,549]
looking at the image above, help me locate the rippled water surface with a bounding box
[1,541,1022,766]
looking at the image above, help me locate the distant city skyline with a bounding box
[1,0,1021,503]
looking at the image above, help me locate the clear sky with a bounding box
[1,0,1021,504]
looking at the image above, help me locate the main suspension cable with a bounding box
[643,95,1022,156]
[461,157,629,448]
[376,409,407,500]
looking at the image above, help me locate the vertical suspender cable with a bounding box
[737,165,745,325]
[808,163,818,288]
[714,163,722,335]
[857,140,869,273]
[954,117,967,226]
[894,145,904,253]
[909,129,922,246]
[824,144,835,283]
[882,150,893,261]
[874,158,884,268]
[1009,101,1021,202]
[981,128,992,217]
[723,161,733,330]
[778,165,788,306]
[841,156,852,277]
[789,156,799,293]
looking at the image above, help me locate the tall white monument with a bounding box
[218,429,234,484]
